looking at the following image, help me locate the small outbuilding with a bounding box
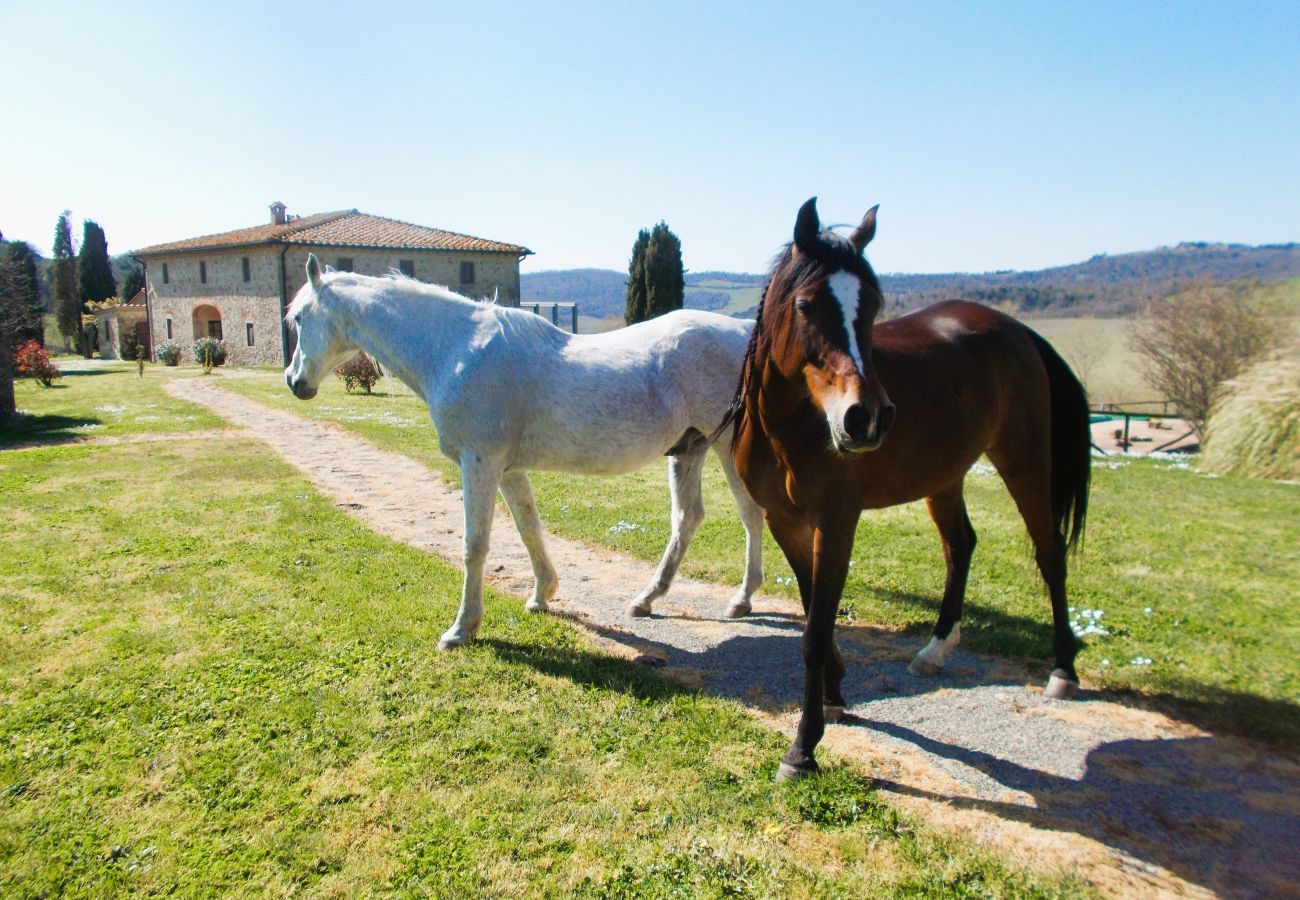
[94,290,151,360]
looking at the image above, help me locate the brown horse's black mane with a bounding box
[714,231,882,444]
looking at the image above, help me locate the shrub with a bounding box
[1203,324,1300,480]
[1129,280,1276,439]
[120,327,143,363]
[193,337,228,367]
[14,340,61,387]
[335,351,383,394]
[156,342,182,366]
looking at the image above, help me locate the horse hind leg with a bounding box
[499,471,558,613]
[909,484,977,677]
[987,447,1080,698]
[717,445,765,617]
[629,444,708,617]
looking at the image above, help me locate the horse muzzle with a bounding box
[286,371,318,400]
[835,402,894,453]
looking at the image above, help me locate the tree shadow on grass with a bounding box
[0,413,103,448]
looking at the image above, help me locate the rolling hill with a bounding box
[523,242,1300,322]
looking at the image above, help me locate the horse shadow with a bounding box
[485,604,1300,898]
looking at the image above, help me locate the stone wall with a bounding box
[144,246,522,367]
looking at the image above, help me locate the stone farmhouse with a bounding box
[133,202,532,366]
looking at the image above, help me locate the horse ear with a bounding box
[306,253,322,289]
[849,205,879,252]
[794,197,821,253]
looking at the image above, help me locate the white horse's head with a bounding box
[284,254,358,400]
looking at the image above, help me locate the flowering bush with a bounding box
[193,337,228,367]
[14,340,61,387]
[155,342,182,366]
[335,352,383,394]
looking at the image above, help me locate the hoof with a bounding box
[525,598,549,613]
[775,761,816,783]
[724,601,752,619]
[908,657,942,678]
[823,704,845,723]
[1045,672,1080,699]
[436,637,467,652]
[628,603,652,618]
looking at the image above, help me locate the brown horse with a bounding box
[725,199,1091,780]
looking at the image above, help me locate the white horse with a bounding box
[284,254,765,649]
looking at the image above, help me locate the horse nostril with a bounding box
[844,404,871,442]
[877,404,896,437]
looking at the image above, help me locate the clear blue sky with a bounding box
[2,1,1296,276]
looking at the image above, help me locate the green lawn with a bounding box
[217,370,1300,746]
[0,421,1082,895]
[3,362,225,447]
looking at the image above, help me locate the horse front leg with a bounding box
[499,470,558,613]
[438,452,504,651]
[768,511,847,719]
[629,445,707,617]
[775,509,857,781]
[717,447,766,618]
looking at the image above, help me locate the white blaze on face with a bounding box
[827,271,865,375]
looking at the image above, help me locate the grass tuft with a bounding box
[1203,323,1300,481]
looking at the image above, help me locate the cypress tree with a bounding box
[51,212,80,351]
[644,222,684,319]
[78,220,116,305]
[624,228,651,326]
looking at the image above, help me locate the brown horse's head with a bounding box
[749,197,894,453]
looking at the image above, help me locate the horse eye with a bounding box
[794,298,813,315]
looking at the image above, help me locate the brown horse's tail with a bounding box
[1028,330,1091,551]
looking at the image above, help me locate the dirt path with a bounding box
[165,377,1299,899]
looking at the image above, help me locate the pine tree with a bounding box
[119,265,144,302]
[2,240,44,346]
[78,220,116,305]
[644,222,684,319]
[0,229,14,419]
[624,228,651,326]
[51,212,80,352]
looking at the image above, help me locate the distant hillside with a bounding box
[881,242,1300,315]
[524,242,1300,320]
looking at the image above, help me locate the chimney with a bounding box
[270,201,287,225]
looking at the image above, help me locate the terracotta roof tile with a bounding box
[135,210,531,256]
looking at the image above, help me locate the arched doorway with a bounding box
[193,304,223,341]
